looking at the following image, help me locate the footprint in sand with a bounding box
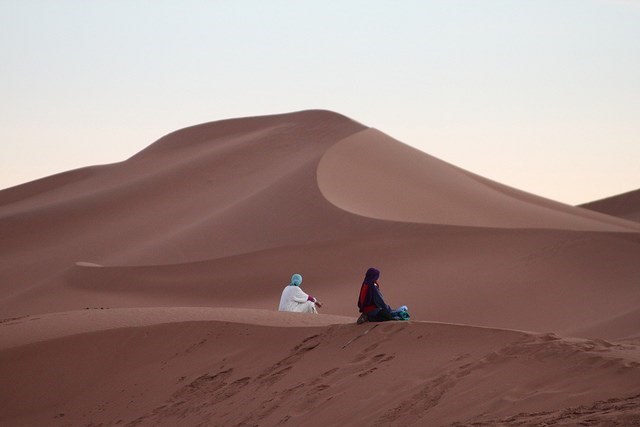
[0,317,27,326]
[257,334,322,386]
[320,367,339,378]
[371,353,395,363]
[358,367,378,377]
[378,322,408,336]
[309,367,341,386]
[347,352,396,378]
[260,366,293,387]
[363,343,379,353]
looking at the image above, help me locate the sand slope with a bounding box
[1,308,639,426]
[1,110,640,341]
[318,128,638,231]
[580,188,640,223]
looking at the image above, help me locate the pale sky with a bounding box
[1,0,638,205]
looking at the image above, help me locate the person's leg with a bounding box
[300,301,317,314]
[367,310,394,322]
[357,313,368,324]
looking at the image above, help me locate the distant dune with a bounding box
[580,188,640,223]
[318,127,638,231]
[1,110,639,425]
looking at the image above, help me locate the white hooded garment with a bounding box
[279,285,317,313]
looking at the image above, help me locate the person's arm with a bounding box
[372,286,392,313]
[292,287,311,303]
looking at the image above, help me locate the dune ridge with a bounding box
[317,128,640,232]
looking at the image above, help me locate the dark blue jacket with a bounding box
[358,282,391,316]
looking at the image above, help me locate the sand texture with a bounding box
[1,110,640,425]
[2,308,640,426]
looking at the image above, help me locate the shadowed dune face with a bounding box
[580,188,640,223]
[1,110,639,341]
[317,128,640,232]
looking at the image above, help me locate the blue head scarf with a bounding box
[290,274,303,286]
[363,268,380,286]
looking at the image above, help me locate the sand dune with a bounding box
[580,188,640,223]
[49,228,637,341]
[1,308,639,426]
[1,110,640,424]
[2,110,639,339]
[318,128,639,231]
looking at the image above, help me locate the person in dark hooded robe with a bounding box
[356,267,408,324]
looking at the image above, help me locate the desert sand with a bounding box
[1,110,639,425]
[580,188,640,223]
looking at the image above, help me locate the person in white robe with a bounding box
[278,274,322,313]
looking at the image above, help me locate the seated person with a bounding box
[357,268,409,324]
[279,274,322,313]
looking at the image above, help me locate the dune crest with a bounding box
[317,128,640,232]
